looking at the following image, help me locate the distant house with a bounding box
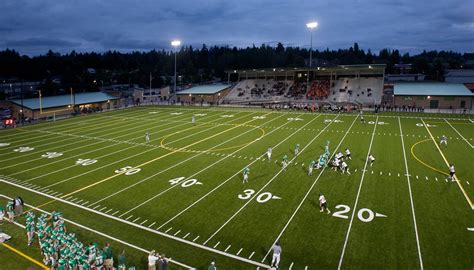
[445,69,474,84]
[86,68,96,74]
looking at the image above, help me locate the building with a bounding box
[9,92,120,120]
[393,82,473,110]
[385,74,425,82]
[133,86,171,103]
[445,69,474,84]
[176,84,231,104]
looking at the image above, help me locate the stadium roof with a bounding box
[10,92,119,110]
[226,64,386,75]
[177,84,231,95]
[394,82,474,96]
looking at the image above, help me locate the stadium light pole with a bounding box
[306,21,318,97]
[171,40,181,101]
[306,21,318,68]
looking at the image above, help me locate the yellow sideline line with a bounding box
[35,112,272,208]
[420,118,474,210]
[2,243,49,270]
[410,139,448,176]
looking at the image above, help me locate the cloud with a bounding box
[0,0,472,55]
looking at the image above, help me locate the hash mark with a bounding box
[249,251,255,259]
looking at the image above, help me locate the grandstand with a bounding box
[224,64,385,105]
[224,79,292,104]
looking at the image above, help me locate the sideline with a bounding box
[0,194,194,269]
[2,242,49,270]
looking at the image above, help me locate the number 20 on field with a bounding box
[333,204,386,223]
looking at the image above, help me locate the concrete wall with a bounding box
[394,95,473,109]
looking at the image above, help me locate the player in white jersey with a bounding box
[368,154,375,166]
[448,164,455,181]
[335,151,344,160]
[345,148,351,160]
[340,161,350,174]
[145,132,150,143]
[332,158,341,171]
[319,193,331,214]
[192,116,196,125]
[271,241,282,268]
[308,160,316,176]
[440,135,448,146]
[267,147,272,161]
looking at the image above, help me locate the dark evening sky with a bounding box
[1,0,473,55]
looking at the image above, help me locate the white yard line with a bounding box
[4,111,223,173]
[398,117,424,269]
[261,115,359,263]
[0,194,194,269]
[157,113,324,230]
[203,114,342,245]
[420,118,474,210]
[29,112,239,187]
[115,112,287,215]
[444,119,474,148]
[0,113,148,158]
[337,116,379,269]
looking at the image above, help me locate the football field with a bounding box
[1,106,473,269]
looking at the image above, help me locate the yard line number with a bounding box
[13,147,34,152]
[115,166,141,175]
[168,176,203,188]
[333,204,386,223]
[41,152,63,158]
[76,159,98,166]
[238,189,281,204]
[368,121,388,125]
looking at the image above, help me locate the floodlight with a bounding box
[171,40,181,47]
[306,22,318,29]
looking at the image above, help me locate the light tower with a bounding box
[306,21,318,96]
[171,40,181,100]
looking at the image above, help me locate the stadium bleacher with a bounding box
[224,79,292,103]
[327,77,383,104]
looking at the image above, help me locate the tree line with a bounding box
[0,43,472,97]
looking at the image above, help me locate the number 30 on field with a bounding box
[238,189,281,204]
[333,204,386,223]
[115,166,141,175]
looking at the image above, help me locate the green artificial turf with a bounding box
[0,106,472,269]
